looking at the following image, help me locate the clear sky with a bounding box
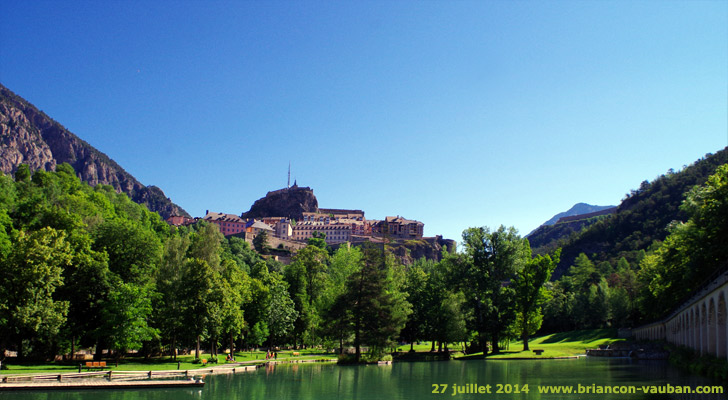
[1,1,726,246]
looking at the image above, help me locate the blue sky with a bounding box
[1,1,726,246]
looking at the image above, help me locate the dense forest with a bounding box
[0,151,726,361]
[534,148,728,276]
[541,152,728,331]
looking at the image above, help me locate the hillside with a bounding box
[527,203,616,252]
[544,148,728,277]
[538,203,615,228]
[527,213,611,255]
[0,83,189,219]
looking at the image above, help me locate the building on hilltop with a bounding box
[202,211,248,236]
[372,216,424,239]
[261,217,293,239]
[317,208,365,221]
[292,221,352,244]
[166,215,195,226]
[245,219,275,236]
[202,211,276,238]
[299,209,368,240]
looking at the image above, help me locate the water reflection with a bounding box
[3,359,725,400]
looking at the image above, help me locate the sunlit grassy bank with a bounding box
[0,330,623,375]
[458,329,624,359]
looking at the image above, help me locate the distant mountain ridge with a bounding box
[540,203,616,227]
[0,83,189,219]
[525,203,615,240]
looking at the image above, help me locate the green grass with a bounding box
[395,342,447,352]
[458,329,624,360]
[0,349,337,376]
[0,330,621,375]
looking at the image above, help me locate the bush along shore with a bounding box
[667,345,728,381]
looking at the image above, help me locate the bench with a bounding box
[532,349,544,356]
[85,361,107,370]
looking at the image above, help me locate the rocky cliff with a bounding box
[387,236,457,264]
[242,185,319,221]
[0,83,189,219]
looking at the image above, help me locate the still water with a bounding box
[4,358,725,400]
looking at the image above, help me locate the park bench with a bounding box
[532,349,544,356]
[85,361,107,370]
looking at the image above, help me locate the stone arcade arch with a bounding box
[708,299,716,355]
[633,269,728,360]
[718,291,727,358]
[690,309,696,349]
[700,301,708,355]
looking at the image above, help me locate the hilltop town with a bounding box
[165,184,455,263]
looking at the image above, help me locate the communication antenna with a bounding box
[288,162,291,189]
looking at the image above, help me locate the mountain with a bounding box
[527,211,614,254]
[539,203,616,228]
[541,148,728,278]
[0,83,189,219]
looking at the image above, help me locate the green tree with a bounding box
[344,244,411,362]
[401,261,431,351]
[156,233,191,359]
[457,226,528,354]
[253,230,270,254]
[99,281,158,361]
[188,221,224,271]
[220,259,251,356]
[564,253,600,291]
[307,231,328,250]
[267,274,298,347]
[247,321,269,348]
[59,245,112,358]
[432,290,468,353]
[638,165,728,319]
[321,245,361,350]
[512,248,560,350]
[180,258,221,360]
[92,218,163,285]
[14,164,30,182]
[0,228,71,358]
[285,245,329,346]
[224,236,259,273]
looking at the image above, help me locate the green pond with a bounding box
[5,359,726,400]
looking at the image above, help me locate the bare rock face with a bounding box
[243,186,319,221]
[0,83,189,219]
[0,102,56,173]
[387,236,457,265]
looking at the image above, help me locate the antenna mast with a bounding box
[288,162,291,188]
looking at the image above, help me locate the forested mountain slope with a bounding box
[541,148,728,278]
[0,83,189,219]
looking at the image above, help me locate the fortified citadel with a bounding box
[167,184,455,264]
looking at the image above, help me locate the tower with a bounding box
[288,162,291,189]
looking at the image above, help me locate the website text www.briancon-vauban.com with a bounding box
[431,383,724,396]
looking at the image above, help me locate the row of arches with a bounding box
[634,282,728,360]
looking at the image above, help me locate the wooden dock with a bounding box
[0,378,204,391]
[0,357,336,391]
[0,363,266,391]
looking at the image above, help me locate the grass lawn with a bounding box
[0,348,337,376]
[458,329,625,360]
[0,330,621,375]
